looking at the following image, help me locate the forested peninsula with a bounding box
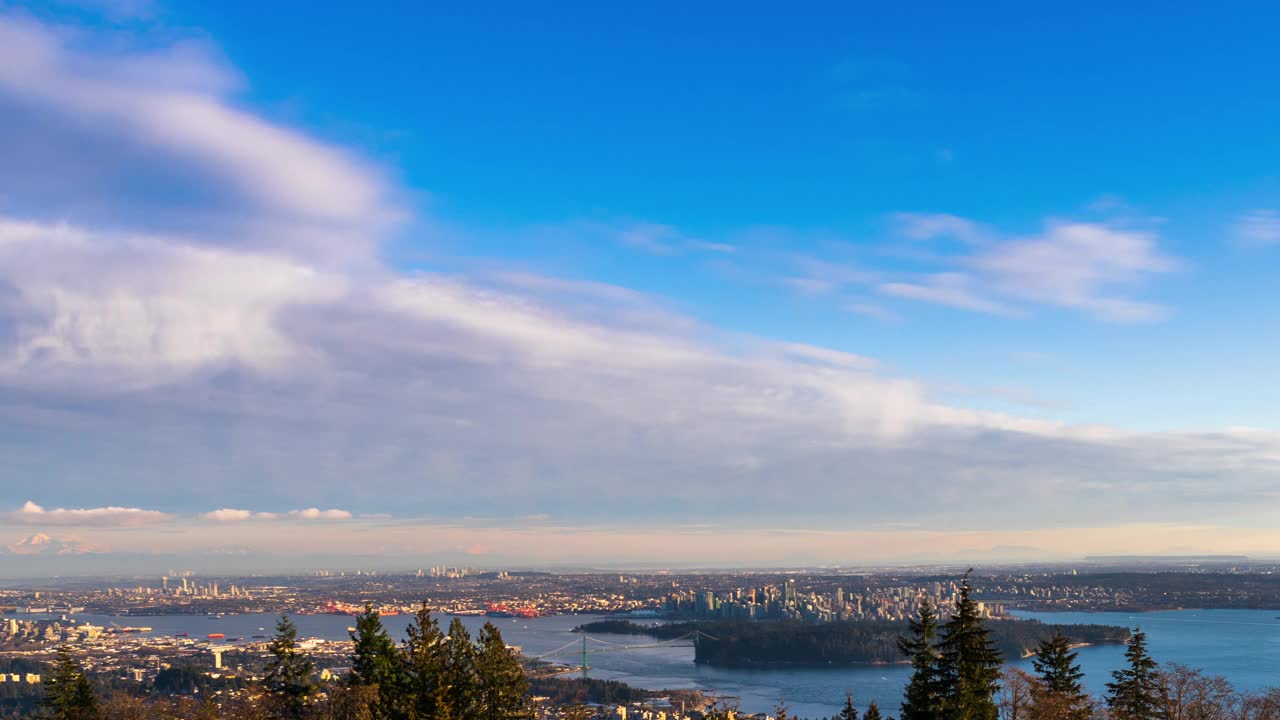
[574,618,1129,666]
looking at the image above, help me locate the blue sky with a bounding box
[1,1,1280,572]
[172,0,1280,430]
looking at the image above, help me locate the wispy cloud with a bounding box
[880,273,1015,315]
[825,57,920,112]
[894,212,986,244]
[880,216,1177,322]
[1235,209,1280,248]
[844,301,899,322]
[0,14,398,263]
[611,220,733,255]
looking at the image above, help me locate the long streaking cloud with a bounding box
[5,501,172,527]
[201,508,353,522]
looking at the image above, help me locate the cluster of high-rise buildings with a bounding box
[663,579,1005,623]
[151,576,250,599]
[422,566,472,578]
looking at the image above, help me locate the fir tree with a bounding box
[898,596,942,720]
[43,646,100,720]
[936,570,1003,720]
[442,618,478,718]
[863,700,884,720]
[774,700,790,720]
[263,614,317,720]
[350,604,409,720]
[1106,628,1164,720]
[475,622,532,720]
[404,603,452,720]
[1032,631,1089,719]
[838,691,860,720]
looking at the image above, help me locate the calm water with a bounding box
[30,609,1280,718]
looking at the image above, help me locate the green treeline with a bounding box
[575,617,1128,667]
[693,618,1127,666]
[572,619,697,638]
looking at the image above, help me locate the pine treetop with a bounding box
[839,691,860,720]
[936,570,1002,720]
[1032,631,1085,695]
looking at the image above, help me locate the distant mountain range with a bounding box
[1084,555,1250,563]
[5,533,101,556]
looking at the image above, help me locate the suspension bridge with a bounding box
[521,630,720,678]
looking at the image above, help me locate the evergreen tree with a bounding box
[43,646,100,720]
[404,603,452,720]
[475,622,532,720]
[1031,631,1089,719]
[863,700,884,720]
[264,615,317,720]
[838,691,860,720]
[773,700,790,720]
[349,604,409,720]
[898,596,942,720]
[442,618,478,718]
[936,570,1003,720]
[1106,628,1164,720]
[1031,632,1083,694]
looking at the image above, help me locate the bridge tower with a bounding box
[581,634,589,678]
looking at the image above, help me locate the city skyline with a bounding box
[3,2,1280,573]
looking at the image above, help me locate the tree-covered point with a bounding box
[525,675,703,708]
[689,618,1128,666]
[571,619,697,638]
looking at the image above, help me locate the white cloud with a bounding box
[880,273,1014,315]
[200,508,350,521]
[882,216,1176,322]
[0,14,398,262]
[0,217,348,388]
[1235,209,1280,248]
[200,509,280,522]
[777,343,877,371]
[971,221,1175,320]
[584,220,732,256]
[894,212,985,244]
[844,301,899,322]
[6,501,171,527]
[288,508,353,521]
